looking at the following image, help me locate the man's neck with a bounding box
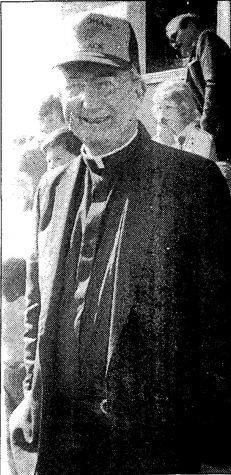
[173,122,187,137]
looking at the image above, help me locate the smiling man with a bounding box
[59,64,142,156]
[10,11,231,475]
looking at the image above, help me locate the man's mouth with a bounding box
[81,116,110,125]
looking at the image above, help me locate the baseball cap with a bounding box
[54,12,140,73]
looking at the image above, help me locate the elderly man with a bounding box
[166,13,231,162]
[10,12,231,475]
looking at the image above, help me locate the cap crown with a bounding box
[55,12,140,71]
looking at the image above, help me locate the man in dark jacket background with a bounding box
[10,11,231,475]
[166,13,231,162]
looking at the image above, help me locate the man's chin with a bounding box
[181,48,192,59]
[72,124,113,142]
[81,130,116,146]
[83,133,121,155]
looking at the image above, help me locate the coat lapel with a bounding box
[106,155,164,372]
[38,157,85,330]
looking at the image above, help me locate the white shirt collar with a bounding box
[174,122,196,148]
[81,129,138,169]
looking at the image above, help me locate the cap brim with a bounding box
[54,50,132,69]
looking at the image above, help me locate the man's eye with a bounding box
[170,33,177,44]
[95,79,116,93]
[65,78,117,95]
[66,82,84,92]
[97,79,113,87]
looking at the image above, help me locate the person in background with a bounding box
[2,258,27,475]
[18,142,47,198]
[152,79,217,159]
[166,13,231,162]
[6,171,34,212]
[41,128,82,171]
[10,12,231,475]
[38,94,66,135]
[152,79,231,189]
[17,95,68,194]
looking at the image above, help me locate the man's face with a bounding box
[40,110,65,134]
[166,21,197,58]
[46,145,73,170]
[58,64,143,155]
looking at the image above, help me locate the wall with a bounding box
[217,1,231,46]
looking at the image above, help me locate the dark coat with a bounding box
[187,29,231,160]
[11,126,231,474]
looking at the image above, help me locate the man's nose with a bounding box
[81,85,104,110]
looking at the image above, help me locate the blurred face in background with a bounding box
[39,110,65,134]
[166,20,199,58]
[10,172,34,212]
[155,98,187,137]
[45,144,74,170]
[58,63,144,155]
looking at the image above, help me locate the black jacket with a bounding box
[11,125,231,474]
[187,29,231,160]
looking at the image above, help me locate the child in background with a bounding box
[152,79,231,192]
[41,128,82,170]
[152,79,217,160]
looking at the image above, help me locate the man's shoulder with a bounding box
[141,138,214,180]
[197,29,231,53]
[137,125,183,175]
[140,141,228,207]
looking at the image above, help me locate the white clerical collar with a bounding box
[81,129,138,169]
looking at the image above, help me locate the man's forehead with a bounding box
[166,18,182,37]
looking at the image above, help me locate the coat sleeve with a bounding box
[197,30,230,135]
[23,187,41,395]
